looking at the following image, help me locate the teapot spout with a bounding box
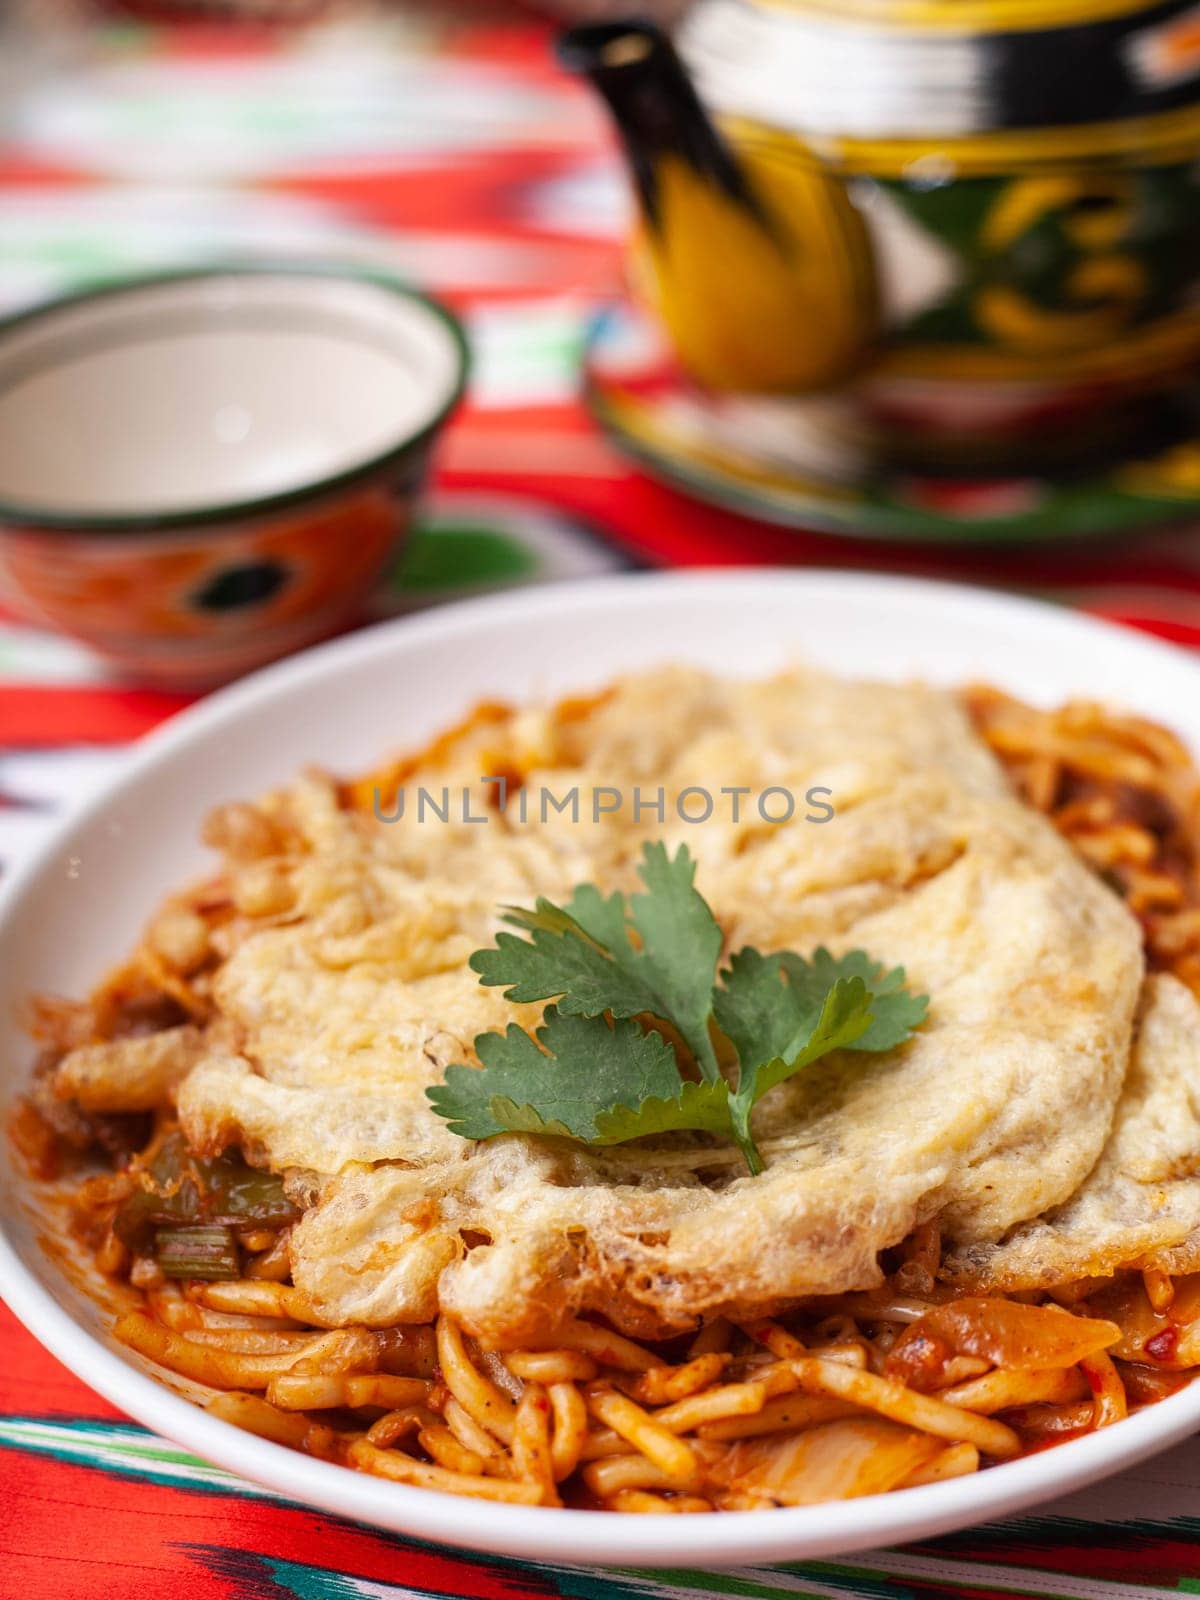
[558,20,877,394]
[558,21,755,234]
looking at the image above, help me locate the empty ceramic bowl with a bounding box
[0,268,468,686]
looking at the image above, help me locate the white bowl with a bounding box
[3,570,1200,1568]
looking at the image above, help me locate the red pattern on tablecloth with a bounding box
[5,12,1200,1598]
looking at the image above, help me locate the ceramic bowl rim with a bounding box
[0,264,470,537]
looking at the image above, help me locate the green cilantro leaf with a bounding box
[426,1006,683,1142]
[472,892,659,1017]
[430,847,930,1174]
[724,972,874,1173]
[711,946,824,1077]
[593,1078,735,1144]
[715,947,928,1171]
[471,842,723,1083]
[781,948,929,1052]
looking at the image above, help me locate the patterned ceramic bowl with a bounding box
[0,268,468,687]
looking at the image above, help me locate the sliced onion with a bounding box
[712,1418,942,1506]
[889,1298,1118,1372]
[1087,1275,1200,1370]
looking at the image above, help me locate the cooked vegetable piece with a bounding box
[887,1297,1119,1378]
[711,1417,944,1506]
[155,1225,241,1281]
[113,1130,297,1253]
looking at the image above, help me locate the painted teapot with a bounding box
[560,2,1200,466]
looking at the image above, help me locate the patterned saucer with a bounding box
[583,300,1200,545]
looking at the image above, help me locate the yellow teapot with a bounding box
[560,3,1200,463]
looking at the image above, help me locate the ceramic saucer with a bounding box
[584,299,1200,545]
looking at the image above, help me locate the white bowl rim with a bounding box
[0,264,470,534]
[5,568,1200,1569]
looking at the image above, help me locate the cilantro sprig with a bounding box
[426,844,928,1175]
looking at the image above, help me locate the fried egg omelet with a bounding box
[53,669,1200,1345]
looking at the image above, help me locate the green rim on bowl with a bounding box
[0,265,470,535]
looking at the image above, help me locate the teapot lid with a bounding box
[680,0,1200,151]
[735,0,1165,24]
